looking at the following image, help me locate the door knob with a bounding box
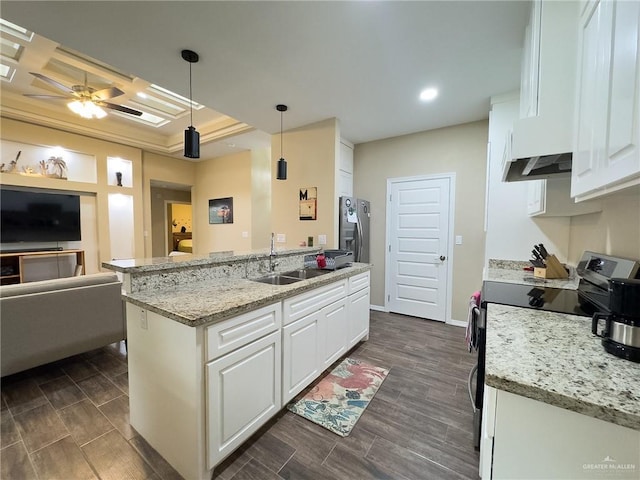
[440,255,446,261]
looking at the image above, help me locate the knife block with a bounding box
[534,254,569,279]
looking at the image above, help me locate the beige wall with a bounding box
[354,120,488,322]
[193,151,254,253]
[568,188,640,264]
[251,147,272,249]
[0,117,144,270]
[271,118,339,249]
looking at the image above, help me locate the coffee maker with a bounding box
[592,278,640,362]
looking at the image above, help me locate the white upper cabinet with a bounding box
[572,0,640,199]
[520,0,542,119]
[337,140,354,198]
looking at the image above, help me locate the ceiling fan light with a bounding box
[68,100,107,119]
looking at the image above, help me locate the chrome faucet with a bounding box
[269,233,278,272]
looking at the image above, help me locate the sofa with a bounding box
[0,272,126,377]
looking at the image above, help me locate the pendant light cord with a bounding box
[280,110,283,157]
[189,61,193,127]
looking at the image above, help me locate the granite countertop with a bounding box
[122,263,370,327]
[485,259,579,290]
[485,303,640,431]
[103,247,320,273]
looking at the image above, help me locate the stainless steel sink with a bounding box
[251,274,302,285]
[280,268,332,280]
[251,268,332,285]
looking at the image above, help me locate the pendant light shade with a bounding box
[276,104,288,180]
[182,49,200,158]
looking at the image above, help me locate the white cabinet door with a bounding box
[520,0,542,118]
[491,389,640,479]
[572,0,612,197]
[206,330,281,468]
[347,287,370,349]
[319,298,348,370]
[282,311,321,404]
[604,0,640,187]
[526,179,545,216]
[573,0,640,198]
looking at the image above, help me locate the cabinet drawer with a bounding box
[206,303,281,361]
[283,280,347,326]
[348,271,370,294]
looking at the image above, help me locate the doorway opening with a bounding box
[150,182,192,257]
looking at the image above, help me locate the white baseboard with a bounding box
[369,304,387,312]
[447,319,467,328]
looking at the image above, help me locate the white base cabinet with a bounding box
[319,298,348,370]
[481,385,640,479]
[126,271,370,480]
[282,311,321,403]
[206,330,281,468]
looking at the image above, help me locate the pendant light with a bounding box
[182,49,200,158]
[276,104,288,180]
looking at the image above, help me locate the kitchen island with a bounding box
[481,304,640,479]
[103,249,371,480]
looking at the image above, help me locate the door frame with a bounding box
[164,200,192,254]
[384,173,456,324]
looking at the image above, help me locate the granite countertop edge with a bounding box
[485,374,640,431]
[123,263,371,328]
[103,247,321,273]
[485,304,640,431]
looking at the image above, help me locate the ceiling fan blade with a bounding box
[92,86,125,101]
[29,72,76,95]
[23,94,69,99]
[101,102,143,116]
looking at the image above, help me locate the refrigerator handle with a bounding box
[355,216,363,262]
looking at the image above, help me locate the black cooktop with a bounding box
[481,280,606,317]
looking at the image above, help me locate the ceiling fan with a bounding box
[24,72,143,119]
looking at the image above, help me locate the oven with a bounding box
[469,251,640,450]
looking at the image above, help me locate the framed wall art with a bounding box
[209,197,234,224]
[299,187,317,221]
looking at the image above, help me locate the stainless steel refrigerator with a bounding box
[338,196,370,263]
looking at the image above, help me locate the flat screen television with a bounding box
[1,189,81,243]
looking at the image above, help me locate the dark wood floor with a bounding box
[1,311,479,480]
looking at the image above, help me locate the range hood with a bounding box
[502,0,578,182]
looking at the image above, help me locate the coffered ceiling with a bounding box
[0,1,529,159]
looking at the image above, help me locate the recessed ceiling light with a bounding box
[137,92,148,99]
[419,88,438,102]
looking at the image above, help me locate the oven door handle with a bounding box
[468,362,478,413]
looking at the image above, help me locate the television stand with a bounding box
[1,247,64,254]
[0,249,85,285]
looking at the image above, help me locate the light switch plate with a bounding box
[318,234,327,245]
[455,235,463,245]
[276,233,286,243]
[242,231,249,238]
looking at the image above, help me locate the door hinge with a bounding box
[389,194,392,202]
[388,245,391,252]
[387,294,390,302]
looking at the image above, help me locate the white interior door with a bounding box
[386,176,453,321]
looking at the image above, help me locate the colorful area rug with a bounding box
[287,357,389,437]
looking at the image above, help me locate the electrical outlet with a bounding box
[276,233,286,243]
[455,235,463,245]
[318,234,327,245]
[140,309,148,330]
